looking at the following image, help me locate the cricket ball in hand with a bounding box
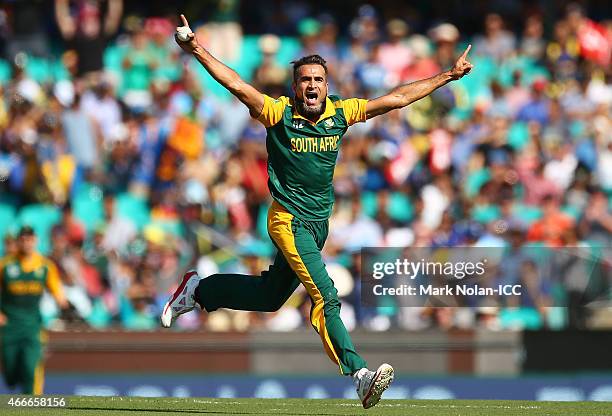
[176,27,192,42]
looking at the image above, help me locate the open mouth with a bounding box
[305,91,318,106]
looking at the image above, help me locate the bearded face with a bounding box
[292,64,328,120]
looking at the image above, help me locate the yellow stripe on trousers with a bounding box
[33,361,44,395]
[267,201,343,374]
[33,330,46,395]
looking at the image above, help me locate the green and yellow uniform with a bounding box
[0,254,63,394]
[260,94,367,221]
[198,95,368,375]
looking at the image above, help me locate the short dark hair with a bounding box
[291,55,328,80]
[18,225,35,237]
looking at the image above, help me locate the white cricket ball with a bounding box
[176,27,192,42]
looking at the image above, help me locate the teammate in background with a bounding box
[162,14,473,409]
[0,226,68,395]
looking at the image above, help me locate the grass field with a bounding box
[1,396,611,416]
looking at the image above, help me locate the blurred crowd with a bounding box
[0,1,610,332]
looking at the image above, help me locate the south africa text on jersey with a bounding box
[290,135,340,153]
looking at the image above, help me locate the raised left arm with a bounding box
[366,44,473,119]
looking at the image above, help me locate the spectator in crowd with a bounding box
[61,88,100,176]
[196,0,242,62]
[429,23,460,69]
[377,19,412,86]
[582,190,612,246]
[520,15,546,60]
[100,194,136,253]
[55,0,123,79]
[527,195,574,247]
[252,34,288,90]
[80,74,121,142]
[1,0,50,60]
[473,13,516,62]
[516,78,551,125]
[402,35,440,82]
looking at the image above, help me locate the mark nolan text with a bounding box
[373,284,522,296]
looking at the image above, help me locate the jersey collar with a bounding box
[291,96,336,124]
[18,252,44,272]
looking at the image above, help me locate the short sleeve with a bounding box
[45,260,65,301]
[341,98,368,125]
[257,95,289,128]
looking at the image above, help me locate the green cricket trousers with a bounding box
[1,327,45,394]
[197,200,367,375]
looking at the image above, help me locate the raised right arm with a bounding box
[55,0,76,39]
[176,14,264,118]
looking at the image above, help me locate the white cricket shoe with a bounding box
[354,363,394,409]
[160,270,200,328]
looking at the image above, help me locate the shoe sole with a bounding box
[362,363,394,409]
[161,270,197,328]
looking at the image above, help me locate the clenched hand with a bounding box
[449,44,474,80]
[175,14,198,53]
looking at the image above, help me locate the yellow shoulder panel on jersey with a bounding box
[340,98,368,126]
[257,95,289,128]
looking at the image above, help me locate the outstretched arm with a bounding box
[175,14,264,118]
[366,45,473,119]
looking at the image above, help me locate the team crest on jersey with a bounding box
[324,118,334,128]
[7,264,19,279]
[292,120,305,129]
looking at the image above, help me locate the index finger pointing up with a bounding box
[461,44,472,59]
[180,14,189,27]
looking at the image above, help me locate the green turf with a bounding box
[1,396,610,416]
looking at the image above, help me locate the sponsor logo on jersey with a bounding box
[8,280,43,295]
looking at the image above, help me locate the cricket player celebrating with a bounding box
[163,14,472,409]
[0,227,68,395]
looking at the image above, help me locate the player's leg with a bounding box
[161,254,300,326]
[267,202,366,375]
[0,333,21,391]
[195,251,301,312]
[268,202,394,408]
[17,332,44,395]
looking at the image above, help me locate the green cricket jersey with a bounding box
[0,254,63,333]
[257,94,368,221]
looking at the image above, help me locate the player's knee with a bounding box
[321,287,339,304]
[256,292,282,312]
[323,296,341,317]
